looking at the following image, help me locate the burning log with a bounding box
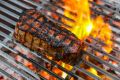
[13,9,83,65]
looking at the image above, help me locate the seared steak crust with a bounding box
[14,9,83,65]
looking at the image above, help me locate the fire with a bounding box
[62,0,113,79]
[61,62,73,78]
[87,67,100,77]
[62,0,113,55]
[91,16,113,53]
[62,0,93,40]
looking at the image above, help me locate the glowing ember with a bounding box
[61,63,67,78]
[87,67,100,78]
[61,62,73,78]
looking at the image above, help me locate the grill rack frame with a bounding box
[0,0,120,80]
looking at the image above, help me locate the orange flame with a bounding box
[62,0,113,78]
[91,16,113,53]
[62,0,113,54]
[62,0,93,40]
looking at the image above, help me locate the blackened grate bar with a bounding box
[0,0,120,80]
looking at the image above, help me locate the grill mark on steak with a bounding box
[14,9,83,65]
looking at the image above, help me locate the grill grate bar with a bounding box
[1,15,116,80]
[0,6,19,19]
[84,50,120,74]
[0,0,22,13]
[0,40,64,80]
[2,26,120,79]
[0,0,120,79]
[0,68,17,80]
[89,36,120,54]
[35,0,75,22]
[38,0,120,30]
[0,35,39,80]
[90,7,120,30]
[0,56,36,80]
[0,19,83,79]
[9,0,33,9]
[112,27,120,36]
[0,14,16,26]
[23,0,74,28]
[0,27,84,79]
[75,65,101,80]
[112,39,120,46]
[1,28,119,80]
[12,1,120,39]
[1,1,120,56]
[0,31,12,41]
[0,36,98,80]
[0,50,41,80]
[83,59,120,80]
[85,41,120,62]
[90,1,120,17]
[0,23,13,33]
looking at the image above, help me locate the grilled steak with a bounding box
[14,9,83,65]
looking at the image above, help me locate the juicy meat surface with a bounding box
[14,9,83,65]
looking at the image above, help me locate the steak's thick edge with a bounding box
[14,9,83,65]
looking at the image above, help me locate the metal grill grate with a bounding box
[0,0,120,80]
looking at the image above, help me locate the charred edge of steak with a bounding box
[14,9,83,65]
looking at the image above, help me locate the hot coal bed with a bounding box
[0,0,120,80]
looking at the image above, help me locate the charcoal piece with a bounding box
[13,9,83,65]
